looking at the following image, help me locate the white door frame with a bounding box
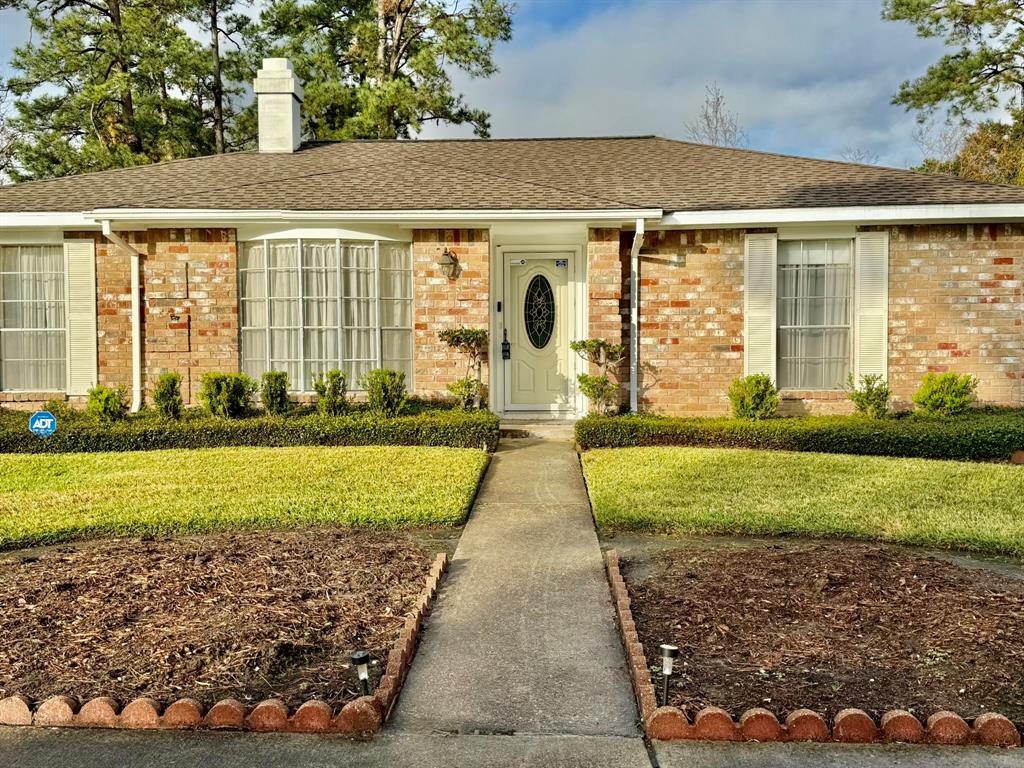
[491,243,586,417]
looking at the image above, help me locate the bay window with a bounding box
[0,245,66,391]
[239,238,413,390]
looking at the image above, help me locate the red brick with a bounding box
[927,711,971,745]
[693,706,739,741]
[0,695,33,725]
[784,709,830,742]
[246,699,290,732]
[206,698,247,729]
[646,706,690,740]
[120,698,161,729]
[739,708,782,741]
[34,695,77,727]
[77,697,120,728]
[334,696,382,736]
[973,712,1021,747]
[880,710,924,743]
[833,708,879,743]
[290,700,334,733]
[162,698,204,729]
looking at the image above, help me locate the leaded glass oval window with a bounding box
[524,275,555,349]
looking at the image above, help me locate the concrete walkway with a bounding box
[390,436,639,738]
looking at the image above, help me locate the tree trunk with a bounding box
[106,0,142,153]
[210,0,225,154]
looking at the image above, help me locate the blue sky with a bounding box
[1,0,953,167]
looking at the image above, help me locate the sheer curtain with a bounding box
[0,245,66,391]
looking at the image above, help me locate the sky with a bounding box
[0,0,954,168]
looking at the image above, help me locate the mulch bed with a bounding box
[0,530,433,708]
[624,541,1024,723]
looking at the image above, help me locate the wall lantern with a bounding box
[351,649,371,695]
[436,248,461,279]
[659,643,679,704]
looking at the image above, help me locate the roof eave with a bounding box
[659,203,1024,228]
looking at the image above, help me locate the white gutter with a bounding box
[101,221,143,413]
[659,203,1024,228]
[629,218,644,413]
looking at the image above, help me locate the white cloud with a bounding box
[419,0,949,168]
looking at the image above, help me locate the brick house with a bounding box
[1,58,1023,418]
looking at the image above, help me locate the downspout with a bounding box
[101,221,143,413]
[629,218,645,412]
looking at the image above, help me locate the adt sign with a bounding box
[28,410,58,438]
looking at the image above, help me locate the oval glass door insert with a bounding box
[524,274,555,349]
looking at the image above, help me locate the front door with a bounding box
[503,253,573,412]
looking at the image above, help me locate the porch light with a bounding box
[351,649,371,695]
[436,248,460,279]
[659,643,679,704]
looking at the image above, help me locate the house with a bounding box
[2,58,1023,418]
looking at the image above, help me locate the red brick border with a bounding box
[604,550,1021,748]
[0,552,448,737]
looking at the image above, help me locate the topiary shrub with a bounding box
[447,376,483,410]
[847,373,890,419]
[728,374,780,420]
[313,369,348,416]
[438,327,488,409]
[913,372,978,416]
[198,372,256,419]
[361,368,408,418]
[86,385,128,423]
[153,372,183,420]
[260,370,291,416]
[570,339,626,415]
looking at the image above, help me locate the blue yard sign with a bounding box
[28,410,58,438]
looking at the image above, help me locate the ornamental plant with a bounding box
[86,384,128,423]
[912,372,977,416]
[438,327,488,409]
[727,374,779,420]
[198,372,256,419]
[153,372,183,420]
[260,370,291,416]
[313,369,348,416]
[570,339,627,415]
[847,373,890,419]
[361,368,408,418]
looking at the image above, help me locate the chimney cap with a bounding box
[255,57,303,101]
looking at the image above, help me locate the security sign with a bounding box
[28,410,57,438]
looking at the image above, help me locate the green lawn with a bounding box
[0,445,489,550]
[582,447,1024,558]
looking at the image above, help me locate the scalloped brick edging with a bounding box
[0,552,448,737]
[603,549,1021,749]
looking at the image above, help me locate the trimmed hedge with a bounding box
[0,409,500,454]
[574,411,1024,461]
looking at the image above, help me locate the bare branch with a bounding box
[682,82,746,148]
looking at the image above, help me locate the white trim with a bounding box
[660,203,1024,228]
[629,218,644,413]
[0,228,65,245]
[1,213,98,228]
[777,224,857,241]
[86,208,663,224]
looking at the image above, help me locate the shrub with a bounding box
[571,339,626,414]
[847,373,890,419]
[260,370,291,416]
[198,373,256,419]
[577,374,620,415]
[152,373,184,420]
[728,374,779,420]
[361,368,408,418]
[448,377,483,410]
[913,372,978,416]
[438,327,488,409]
[86,385,128,423]
[0,409,501,454]
[574,411,1024,462]
[43,398,77,422]
[313,369,347,416]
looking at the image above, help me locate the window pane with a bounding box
[303,299,338,327]
[303,269,337,299]
[240,271,266,299]
[381,299,411,328]
[303,328,338,361]
[1,246,66,391]
[344,244,374,269]
[380,270,410,299]
[268,241,298,269]
[343,329,375,361]
[241,329,267,378]
[302,240,338,269]
[382,329,412,367]
[343,299,374,328]
[240,242,265,270]
[241,299,267,328]
[343,269,374,298]
[379,244,411,270]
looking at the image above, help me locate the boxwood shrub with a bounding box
[0,409,500,454]
[574,411,1024,461]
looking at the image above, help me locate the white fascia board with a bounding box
[0,212,98,228]
[659,203,1024,228]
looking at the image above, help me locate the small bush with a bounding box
[578,373,620,415]
[43,398,77,422]
[728,374,779,420]
[571,339,626,414]
[86,385,128,423]
[438,327,488,409]
[448,377,483,410]
[198,373,256,419]
[152,373,184,420]
[313,369,348,416]
[361,368,408,418]
[260,370,291,416]
[913,372,978,416]
[847,373,890,419]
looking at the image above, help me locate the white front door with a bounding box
[502,253,573,412]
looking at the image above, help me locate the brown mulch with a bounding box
[624,541,1024,723]
[0,530,433,708]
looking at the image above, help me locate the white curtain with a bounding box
[0,245,66,391]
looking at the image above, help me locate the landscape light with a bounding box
[659,644,679,704]
[351,650,371,695]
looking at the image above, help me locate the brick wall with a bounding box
[412,229,490,399]
[586,228,628,409]
[885,223,1024,408]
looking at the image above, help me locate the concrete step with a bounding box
[499,420,576,441]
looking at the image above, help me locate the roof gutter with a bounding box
[629,218,644,413]
[101,221,143,414]
[659,202,1024,228]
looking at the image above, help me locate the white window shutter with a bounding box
[64,239,98,395]
[854,231,889,382]
[744,233,778,380]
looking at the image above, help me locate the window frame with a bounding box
[238,237,413,392]
[775,238,854,391]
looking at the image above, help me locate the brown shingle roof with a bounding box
[3,136,1024,214]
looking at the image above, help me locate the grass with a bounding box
[582,446,1024,558]
[0,445,490,550]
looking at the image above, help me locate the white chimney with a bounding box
[254,58,304,153]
